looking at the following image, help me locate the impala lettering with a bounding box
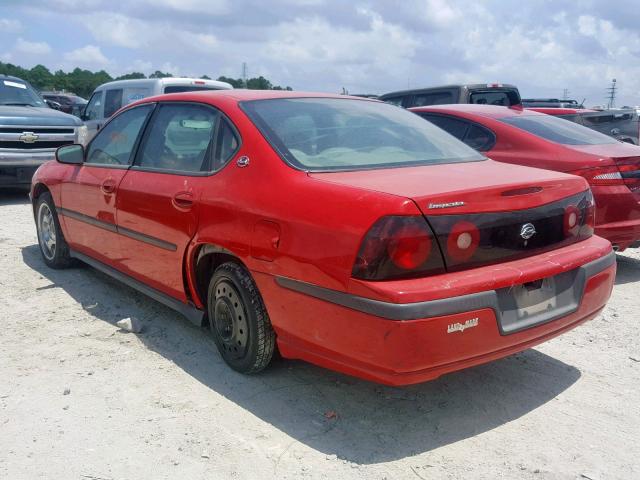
[447,318,479,334]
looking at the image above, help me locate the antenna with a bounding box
[606,79,617,108]
[242,62,248,88]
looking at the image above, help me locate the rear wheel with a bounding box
[207,262,275,374]
[35,192,73,269]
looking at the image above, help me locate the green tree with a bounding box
[115,72,146,80]
[149,70,173,78]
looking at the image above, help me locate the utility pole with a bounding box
[606,79,617,108]
[242,62,248,88]
[563,88,570,100]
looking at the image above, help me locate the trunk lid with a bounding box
[310,159,588,215]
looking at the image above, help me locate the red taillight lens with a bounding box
[352,216,445,280]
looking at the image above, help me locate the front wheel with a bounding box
[207,262,275,374]
[35,192,73,269]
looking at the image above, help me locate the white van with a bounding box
[81,77,233,138]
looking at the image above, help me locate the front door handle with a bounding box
[101,178,116,194]
[172,192,194,211]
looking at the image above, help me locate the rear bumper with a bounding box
[256,237,615,386]
[0,150,53,187]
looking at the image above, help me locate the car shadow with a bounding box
[615,253,640,285]
[0,189,30,206]
[22,244,581,465]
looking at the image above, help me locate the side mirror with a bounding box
[56,144,84,165]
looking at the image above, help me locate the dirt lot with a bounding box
[0,190,638,480]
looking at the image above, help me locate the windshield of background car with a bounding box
[0,79,46,107]
[241,98,485,171]
[501,114,619,145]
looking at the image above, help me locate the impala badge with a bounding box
[447,317,479,334]
[520,223,536,240]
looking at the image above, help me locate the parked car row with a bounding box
[30,89,619,385]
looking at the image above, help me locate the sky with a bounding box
[1,0,639,106]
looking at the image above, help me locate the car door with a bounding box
[115,102,239,301]
[59,104,155,265]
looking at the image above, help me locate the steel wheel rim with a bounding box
[212,279,248,359]
[37,202,56,261]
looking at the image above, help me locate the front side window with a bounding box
[104,89,123,118]
[86,104,154,165]
[501,114,618,145]
[242,98,485,171]
[84,91,103,120]
[136,103,219,173]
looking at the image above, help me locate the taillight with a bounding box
[571,163,640,192]
[352,216,445,280]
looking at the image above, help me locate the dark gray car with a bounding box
[0,75,86,189]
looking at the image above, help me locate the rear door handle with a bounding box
[172,192,194,211]
[101,178,116,194]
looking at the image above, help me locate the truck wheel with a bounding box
[207,262,275,374]
[35,192,73,269]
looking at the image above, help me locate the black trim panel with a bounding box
[275,251,615,330]
[58,207,176,251]
[69,249,204,326]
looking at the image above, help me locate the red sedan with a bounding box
[412,104,640,251]
[31,91,615,386]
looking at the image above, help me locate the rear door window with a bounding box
[418,114,469,140]
[463,124,495,151]
[85,104,154,166]
[135,103,220,173]
[104,89,123,118]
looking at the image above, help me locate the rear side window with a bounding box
[104,89,123,117]
[412,91,454,107]
[86,104,154,165]
[136,103,219,173]
[464,124,495,151]
[501,115,618,145]
[213,119,239,170]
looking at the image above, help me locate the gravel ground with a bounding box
[0,189,639,480]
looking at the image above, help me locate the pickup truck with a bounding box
[379,83,522,108]
[0,74,87,189]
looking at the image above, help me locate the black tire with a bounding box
[35,192,74,269]
[207,262,275,374]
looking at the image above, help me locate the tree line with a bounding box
[0,62,292,99]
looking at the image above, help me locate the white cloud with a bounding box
[14,37,51,55]
[63,44,110,67]
[0,18,22,33]
[151,0,230,14]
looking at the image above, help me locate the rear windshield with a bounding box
[163,85,226,94]
[500,114,618,145]
[470,90,520,107]
[241,98,485,171]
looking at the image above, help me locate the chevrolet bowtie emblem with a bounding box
[19,132,39,144]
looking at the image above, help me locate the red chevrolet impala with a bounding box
[412,104,640,251]
[30,91,615,385]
